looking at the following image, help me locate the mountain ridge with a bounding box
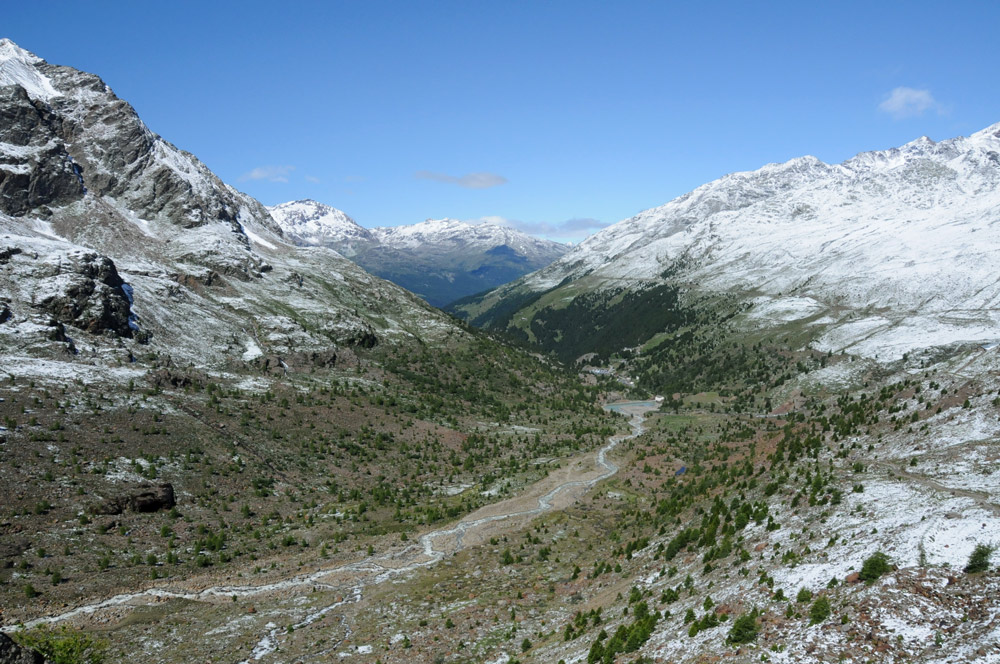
[0,40,466,374]
[454,120,1000,365]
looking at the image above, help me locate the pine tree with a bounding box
[964,543,994,574]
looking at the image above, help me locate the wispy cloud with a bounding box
[415,170,508,189]
[304,175,321,184]
[878,87,943,119]
[239,165,295,183]
[470,215,610,241]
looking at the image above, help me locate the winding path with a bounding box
[873,459,1000,517]
[9,401,658,662]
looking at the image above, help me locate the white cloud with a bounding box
[239,165,295,182]
[415,170,508,189]
[469,215,610,241]
[878,87,943,119]
[304,175,321,184]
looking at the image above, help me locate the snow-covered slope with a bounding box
[461,123,1000,361]
[269,201,568,307]
[0,40,460,375]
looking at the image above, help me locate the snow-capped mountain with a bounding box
[372,217,556,257]
[269,201,568,307]
[0,39,462,373]
[457,122,1000,362]
[266,199,375,256]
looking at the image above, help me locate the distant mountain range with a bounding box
[268,199,568,307]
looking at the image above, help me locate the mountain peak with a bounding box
[903,135,935,148]
[271,198,347,217]
[0,38,41,63]
[374,217,558,252]
[267,199,373,252]
[971,120,1000,142]
[0,37,59,100]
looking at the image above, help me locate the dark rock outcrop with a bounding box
[128,483,176,513]
[343,327,378,349]
[0,533,29,563]
[0,633,49,664]
[0,86,85,217]
[0,247,24,263]
[89,483,175,515]
[33,252,133,337]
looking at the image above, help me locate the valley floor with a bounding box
[3,347,1000,664]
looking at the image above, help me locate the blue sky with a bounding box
[5,1,999,241]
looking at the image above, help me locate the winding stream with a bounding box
[11,401,658,661]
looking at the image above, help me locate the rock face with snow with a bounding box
[0,39,460,372]
[269,201,568,307]
[32,250,134,338]
[456,122,1000,361]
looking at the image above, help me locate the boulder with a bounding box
[89,483,175,515]
[129,484,175,513]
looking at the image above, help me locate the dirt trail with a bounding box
[874,460,1000,517]
[6,401,659,662]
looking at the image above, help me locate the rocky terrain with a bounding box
[269,200,567,307]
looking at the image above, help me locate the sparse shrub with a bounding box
[859,552,891,583]
[12,625,107,664]
[809,596,831,624]
[964,543,994,574]
[726,610,758,644]
[796,587,813,603]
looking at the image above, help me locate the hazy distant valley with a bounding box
[1,38,999,664]
[268,200,567,308]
